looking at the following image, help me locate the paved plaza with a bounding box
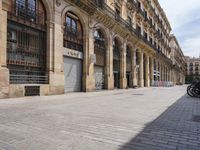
[0,86,200,150]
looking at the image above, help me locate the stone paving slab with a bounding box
[0,86,199,150]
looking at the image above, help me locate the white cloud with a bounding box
[181,35,200,57]
[159,0,200,57]
[159,0,200,28]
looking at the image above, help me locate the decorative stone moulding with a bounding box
[56,0,61,7]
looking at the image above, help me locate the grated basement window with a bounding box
[25,86,40,96]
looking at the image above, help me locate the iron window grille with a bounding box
[7,20,48,84]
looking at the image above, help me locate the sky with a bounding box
[159,0,200,57]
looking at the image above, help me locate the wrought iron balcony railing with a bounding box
[81,1,172,62]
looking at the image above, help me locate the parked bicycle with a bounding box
[187,80,200,98]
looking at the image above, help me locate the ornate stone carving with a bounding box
[56,0,61,7]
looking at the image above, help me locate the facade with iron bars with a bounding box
[0,0,185,98]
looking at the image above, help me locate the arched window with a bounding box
[94,29,106,66]
[7,0,47,84]
[64,12,83,52]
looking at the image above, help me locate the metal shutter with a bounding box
[94,66,104,90]
[63,57,82,92]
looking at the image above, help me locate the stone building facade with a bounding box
[0,0,185,98]
[185,56,200,78]
[169,35,186,85]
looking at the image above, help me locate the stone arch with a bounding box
[61,5,88,38]
[61,5,88,70]
[126,42,134,51]
[61,5,92,92]
[41,0,53,22]
[113,35,123,48]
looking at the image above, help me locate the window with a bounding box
[94,29,106,66]
[94,29,105,51]
[64,12,83,52]
[27,0,36,20]
[150,37,153,44]
[7,0,47,84]
[115,7,121,20]
[144,32,148,40]
[136,25,141,35]
[138,2,141,9]
[66,16,77,34]
[7,21,47,84]
[128,16,132,26]
[144,11,147,19]
[16,0,36,21]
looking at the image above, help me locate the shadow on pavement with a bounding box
[119,95,200,150]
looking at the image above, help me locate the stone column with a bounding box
[145,55,150,87]
[159,63,163,81]
[155,60,157,81]
[158,62,160,81]
[163,65,165,81]
[105,33,114,90]
[119,43,127,89]
[150,57,154,86]
[0,2,9,98]
[139,51,144,87]
[83,27,95,92]
[169,69,171,82]
[165,67,167,81]
[131,49,137,86]
[48,11,65,95]
[167,68,169,82]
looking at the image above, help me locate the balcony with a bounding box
[87,1,172,61]
[127,0,138,9]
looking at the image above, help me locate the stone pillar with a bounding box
[158,62,160,81]
[155,60,157,81]
[160,64,162,81]
[83,27,95,92]
[139,51,144,87]
[150,57,154,86]
[170,69,172,82]
[167,68,169,82]
[163,65,165,81]
[131,50,137,86]
[166,67,168,81]
[0,2,9,98]
[165,67,167,81]
[105,33,114,90]
[48,11,65,95]
[145,55,150,87]
[119,43,127,89]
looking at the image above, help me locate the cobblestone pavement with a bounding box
[0,86,199,150]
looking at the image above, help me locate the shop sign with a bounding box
[64,48,83,59]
